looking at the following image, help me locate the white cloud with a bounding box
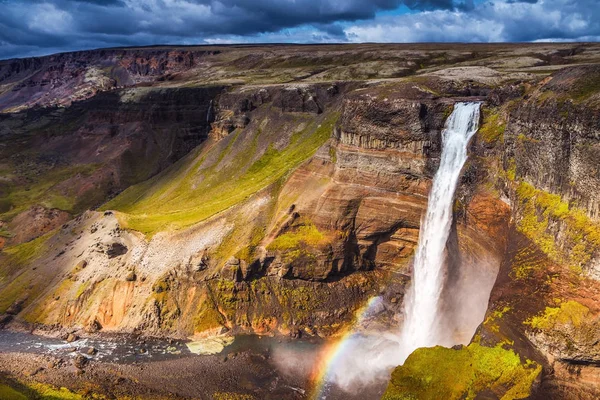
[345,10,504,42]
[27,3,74,35]
[343,0,600,43]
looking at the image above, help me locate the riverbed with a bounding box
[0,330,387,399]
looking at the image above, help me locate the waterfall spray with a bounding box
[400,102,481,358]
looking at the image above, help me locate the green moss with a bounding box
[235,226,265,263]
[268,221,326,251]
[570,70,600,102]
[382,343,541,400]
[193,294,226,333]
[21,277,77,323]
[103,112,339,237]
[514,181,600,270]
[483,305,512,332]
[0,378,83,400]
[328,145,337,163]
[0,384,28,400]
[516,181,536,202]
[478,110,506,144]
[75,281,90,299]
[29,382,83,400]
[506,158,517,181]
[510,244,548,281]
[0,273,33,314]
[0,228,13,238]
[525,300,589,330]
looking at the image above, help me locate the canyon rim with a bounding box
[0,42,600,400]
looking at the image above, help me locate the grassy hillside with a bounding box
[103,107,339,236]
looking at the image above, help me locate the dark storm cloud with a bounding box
[0,0,457,59]
[0,0,598,59]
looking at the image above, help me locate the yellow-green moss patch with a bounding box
[478,110,506,144]
[525,300,589,330]
[0,378,83,400]
[0,384,28,400]
[515,181,600,270]
[268,221,326,251]
[383,343,541,400]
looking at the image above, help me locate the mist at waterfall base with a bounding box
[286,102,499,397]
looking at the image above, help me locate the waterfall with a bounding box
[206,99,213,122]
[400,102,481,358]
[311,103,483,398]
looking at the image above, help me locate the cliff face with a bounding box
[468,66,600,399]
[0,86,220,248]
[0,49,217,112]
[1,44,600,399]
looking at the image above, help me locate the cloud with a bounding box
[344,0,600,43]
[0,0,598,59]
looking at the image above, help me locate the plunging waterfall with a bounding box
[400,102,481,357]
[311,102,483,398]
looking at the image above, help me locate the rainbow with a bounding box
[309,296,384,399]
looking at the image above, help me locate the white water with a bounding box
[310,103,484,396]
[400,102,481,358]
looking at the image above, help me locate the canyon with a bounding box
[0,43,599,399]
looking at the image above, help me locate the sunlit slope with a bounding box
[103,107,339,236]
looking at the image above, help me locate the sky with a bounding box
[0,0,599,59]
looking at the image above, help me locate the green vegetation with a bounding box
[525,300,589,330]
[510,244,549,281]
[0,378,83,400]
[234,225,266,264]
[193,295,225,334]
[515,181,600,270]
[0,234,54,317]
[0,227,12,238]
[478,110,506,144]
[382,343,541,400]
[27,383,83,400]
[328,145,337,163]
[103,112,339,236]
[268,221,326,251]
[1,231,54,280]
[267,219,331,266]
[570,70,600,102]
[0,383,27,400]
[0,164,98,221]
[75,281,90,299]
[505,158,517,181]
[482,305,512,333]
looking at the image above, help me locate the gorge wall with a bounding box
[1,44,600,399]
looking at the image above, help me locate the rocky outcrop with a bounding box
[505,98,600,220]
[0,48,219,112]
[6,206,70,246]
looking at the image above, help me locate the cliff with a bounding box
[1,43,600,399]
